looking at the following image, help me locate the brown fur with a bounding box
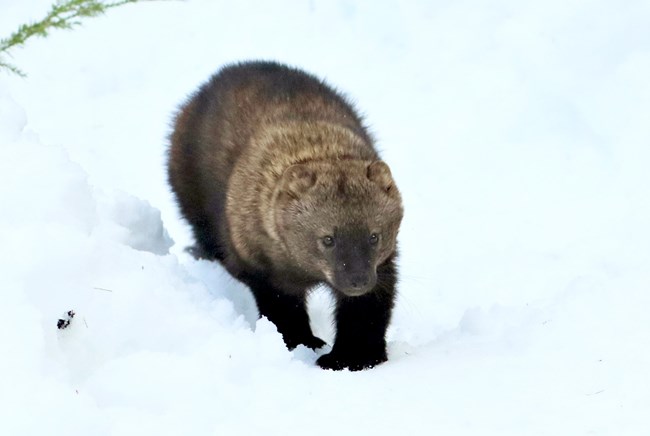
[168,61,403,370]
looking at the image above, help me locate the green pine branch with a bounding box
[0,0,150,77]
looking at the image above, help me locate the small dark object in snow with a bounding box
[57,310,75,330]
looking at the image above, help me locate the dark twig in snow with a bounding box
[0,0,163,76]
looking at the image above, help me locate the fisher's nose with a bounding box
[337,261,377,296]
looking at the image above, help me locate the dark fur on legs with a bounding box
[240,271,326,350]
[317,255,397,371]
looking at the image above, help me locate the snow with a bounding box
[1,0,649,434]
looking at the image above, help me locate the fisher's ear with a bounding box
[367,161,395,194]
[279,164,317,198]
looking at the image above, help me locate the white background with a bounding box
[1,1,649,434]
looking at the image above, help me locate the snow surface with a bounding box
[1,0,649,434]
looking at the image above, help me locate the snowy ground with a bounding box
[1,0,649,434]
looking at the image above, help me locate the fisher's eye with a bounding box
[369,233,379,245]
[322,235,335,247]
